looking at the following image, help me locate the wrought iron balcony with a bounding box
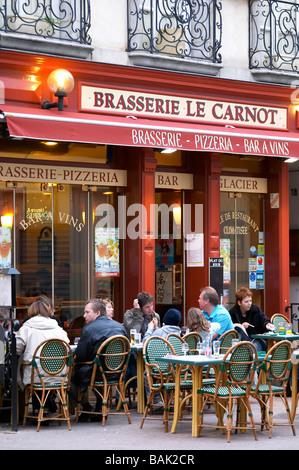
[127,0,222,63]
[0,0,91,44]
[249,0,299,73]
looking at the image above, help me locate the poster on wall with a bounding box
[220,238,231,284]
[0,227,11,269]
[155,271,173,304]
[155,239,174,270]
[186,233,204,267]
[95,227,120,277]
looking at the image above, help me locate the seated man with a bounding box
[69,298,128,420]
[198,286,234,339]
[124,291,160,339]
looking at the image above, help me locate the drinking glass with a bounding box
[213,340,221,357]
[182,342,189,356]
[196,341,203,355]
[130,329,137,345]
[135,332,141,345]
[73,337,80,346]
[231,338,239,347]
[278,322,286,335]
[286,323,293,335]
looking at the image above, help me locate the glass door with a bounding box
[220,191,265,311]
[155,190,184,322]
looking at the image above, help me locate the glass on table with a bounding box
[286,323,293,335]
[278,322,286,335]
[73,337,80,346]
[213,340,221,357]
[196,341,203,355]
[181,342,189,356]
[135,332,141,344]
[130,329,137,344]
[231,338,239,347]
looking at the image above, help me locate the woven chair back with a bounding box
[271,314,289,330]
[183,332,202,350]
[266,340,292,381]
[31,339,73,384]
[166,334,185,355]
[94,335,131,376]
[224,342,256,383]
[143,336,174,374]
[218,329,239,354]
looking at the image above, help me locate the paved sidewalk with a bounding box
[0,397,298,452]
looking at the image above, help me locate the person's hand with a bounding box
[133,299,140,309]
[148,317,158,330]
[242,322,250,329]
[266,323,275,331]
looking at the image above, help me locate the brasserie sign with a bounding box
[0,163,127,186]
[80,85,287,130]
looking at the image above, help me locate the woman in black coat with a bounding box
[229,287,275,351]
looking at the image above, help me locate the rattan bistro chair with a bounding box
[197,341,258,443]
[270,314,291,331]
[251,340,296,438]
[140,336,193,432]
[218,329,239,354]
[183,332,203,353]
[166,333,186,355]
[23,339,74,431]
[75,335,131,426]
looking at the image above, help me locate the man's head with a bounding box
[163,308,181,326]
[84,298,106,324]
[136,291,154,316]
[198,286,219,314]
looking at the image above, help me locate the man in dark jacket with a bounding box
[69,298,128,418]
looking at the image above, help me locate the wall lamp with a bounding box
[42,69,75,112]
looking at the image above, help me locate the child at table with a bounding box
[186,307,220,341]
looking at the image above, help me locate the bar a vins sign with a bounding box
[80,85,287,130]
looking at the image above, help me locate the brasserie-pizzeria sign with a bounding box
[80,84,287,130]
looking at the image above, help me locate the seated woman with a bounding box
[229,286,275,351]
[186,307,220,341]
[16,299,70,413]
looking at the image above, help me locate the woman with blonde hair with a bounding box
[186,307,220,338]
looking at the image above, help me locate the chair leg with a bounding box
[60,389,71,430]
[268,393,274,438]
[36,390,46,432]
[226,397,233,443]
[163,390,169,433]
[140,393,153,429]
[118,383,131,424]
[281,392,296,436]
[22,388,30,427]
[246,398,257,441]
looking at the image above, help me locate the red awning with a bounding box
[1,105,299,159]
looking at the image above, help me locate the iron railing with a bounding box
[127,0,222,63]
[249,0,299,73]
[0,0,91,44]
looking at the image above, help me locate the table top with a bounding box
[130,343,143,352]
[251,332,299,340]
[155,351,274,366]
[156,353,225,366]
